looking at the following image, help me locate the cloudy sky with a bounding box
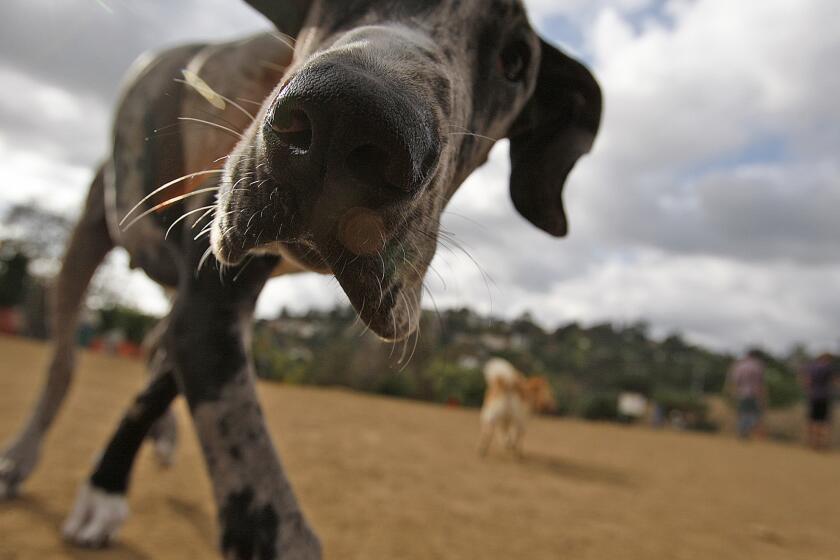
[1,0,838,353]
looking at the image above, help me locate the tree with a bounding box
[1,201,128,308]
[2,203,72,277]
[0,243,30,307]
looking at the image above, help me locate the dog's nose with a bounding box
[266,63,439,197]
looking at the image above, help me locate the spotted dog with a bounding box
[0,0,601,557]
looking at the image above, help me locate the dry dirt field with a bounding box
[1,335,839,560]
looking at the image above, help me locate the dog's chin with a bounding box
[339,274,420,342]
[319,245,421,342]
[211,224,420,342]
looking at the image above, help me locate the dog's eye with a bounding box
[499,39,531,82]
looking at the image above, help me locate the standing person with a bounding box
[801,354,837,451]
[726,349,766,439]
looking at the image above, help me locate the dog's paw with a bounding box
[63,483,129,548]
[152,435,176,468]
[0,454,26,499]
[0,464,18,499]
[0,440,41,499]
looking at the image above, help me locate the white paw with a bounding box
[63,483,129,548]
[149,412,178,468]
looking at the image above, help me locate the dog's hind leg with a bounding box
[505,423,525,458]
[0,166,114,499]
[477,419,496,457]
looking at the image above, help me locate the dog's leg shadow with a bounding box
[166,495,217,549]
[519,452,638,488]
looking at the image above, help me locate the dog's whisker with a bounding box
[93,0,114,14]
[447,123,498,139]
[195,245,215,277]
[269,31,297,48]
[232,254,255,283]
[396,243,427,292]
[372,270,385,311]
[412,224,492,295]
[194,225,214,241]
[446,131,498,142]
[421,282,445,333]
[396,291,413,366]
[351,297,366,334]
[229,173,256,194]
[151,122,180,135]
[178,117,244,139]
[426,262,447,291]
[122,187,221,231]
[441,210,492,232]
[398,319,420,372]
[194,209,235,241]
[119,169,224,226]
[187,105,252,139]
[388,308,399,359]
[191,207,217,229]
[358,308,373,338]
[165,204,216,240]
[438,232,496,294]
[236,97,265,108]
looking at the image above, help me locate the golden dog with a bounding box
[478,358,556,457]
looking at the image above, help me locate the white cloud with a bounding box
[0,141,91,214]
[566,0,840,260]
[525,0,659,26]
[500,252,840,353]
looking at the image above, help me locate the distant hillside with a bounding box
[252,306,810,425]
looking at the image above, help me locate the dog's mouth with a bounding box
[210,155,428,342]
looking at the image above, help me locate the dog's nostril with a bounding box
[271,108,312,153]
[346,144,397,191]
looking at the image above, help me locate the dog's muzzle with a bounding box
[214,60,441,265]
[212,57,442,340]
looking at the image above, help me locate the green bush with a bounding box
[374,371,418,399]
[652,389,708,416]
[579,392,618,421]
[97,305,157,344]
[765,367,802,408]
[422,359,484,407]
[0,248,30,307]
[549,375,580,417]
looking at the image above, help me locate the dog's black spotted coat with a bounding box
[220,487,280,560]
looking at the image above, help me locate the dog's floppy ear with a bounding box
[508,39,602,237]
[243,0,313,37]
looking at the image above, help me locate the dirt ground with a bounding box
[1,336,838,560]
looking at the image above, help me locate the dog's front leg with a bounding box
[169,257,321,560]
